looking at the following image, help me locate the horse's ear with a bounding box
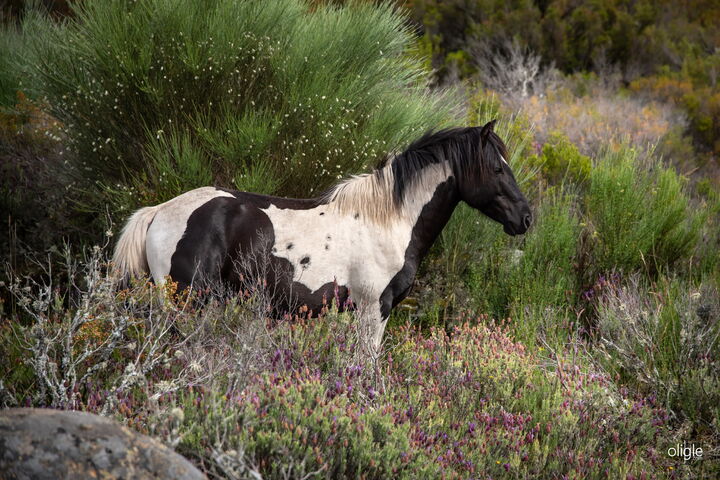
[480,120,497,142]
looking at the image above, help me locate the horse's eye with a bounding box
[494,166,503,174]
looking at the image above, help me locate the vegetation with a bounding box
[410,0,720,157]
[0,252,684,478]
[15,0,452,239]
[1,0,719,478]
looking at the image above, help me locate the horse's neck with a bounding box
[401,166,459,262]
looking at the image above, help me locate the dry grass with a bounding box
[470,43,688,159]
[519,86,686,157]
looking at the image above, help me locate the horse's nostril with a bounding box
[523,214,532,229]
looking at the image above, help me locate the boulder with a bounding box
[0,408,205,480]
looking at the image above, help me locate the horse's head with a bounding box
[458,121,532,236]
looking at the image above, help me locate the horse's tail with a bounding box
[112,206,160,281]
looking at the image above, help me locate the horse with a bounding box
[112,121,531,352]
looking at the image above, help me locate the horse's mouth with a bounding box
[504,221,529,236]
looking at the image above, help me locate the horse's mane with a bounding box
[324,126,507,225]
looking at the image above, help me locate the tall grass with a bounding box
[24,0,454,218]
[0,23,20,107]
[0,21,25,109]
[507,190,581,343]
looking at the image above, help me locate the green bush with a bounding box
[585,145,702,277]
[25,0,454,218]
[0,22,25,109]
[528,131,591,186]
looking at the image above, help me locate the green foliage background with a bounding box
[22,0,453,216]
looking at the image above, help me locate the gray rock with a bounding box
[0,408,206,480]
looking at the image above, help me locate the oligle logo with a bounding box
[667,441,703,462]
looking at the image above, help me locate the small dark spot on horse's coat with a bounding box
[326,234,331,241]
[300,256,310,266]
[319,212,325,216]
[354,213,359,219]
[325,244,329,250]
[287,243,293,250]
[271,247,277,253]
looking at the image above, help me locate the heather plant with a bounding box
[596,275,720,456]
[161,319,673,479]
[1,242,684,478]
[23,0,454,224]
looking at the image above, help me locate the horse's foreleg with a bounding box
[370,315,389,355]
[353,299,388,359]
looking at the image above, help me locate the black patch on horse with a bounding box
[379,178,459,317]
[168,193,351,316]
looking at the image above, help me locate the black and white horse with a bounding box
[113,122,531,351]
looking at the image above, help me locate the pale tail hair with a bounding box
[112,206,159,280]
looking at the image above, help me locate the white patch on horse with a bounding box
[146,187,234,284]
[262,163,451,312]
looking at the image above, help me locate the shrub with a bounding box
[164,320,673,479]
[178,319,673,479]
[0,24,20,108]
[596,275,720,446]
[630,57,720,155]
[528,131,591,186]
[585,144,702,277]
[506,189,581,343]
[25,0,454,220]
[519,80,687,158]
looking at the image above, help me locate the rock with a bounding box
[0,408,206,480]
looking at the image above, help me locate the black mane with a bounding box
[379,126,508,205]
